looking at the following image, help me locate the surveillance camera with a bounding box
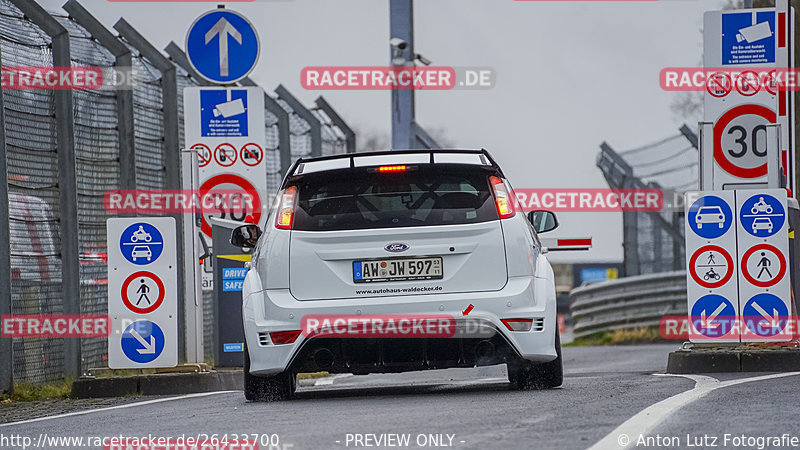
[415,53,432,66]
[390,37,408,51]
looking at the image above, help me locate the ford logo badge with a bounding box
[384,243,409,253]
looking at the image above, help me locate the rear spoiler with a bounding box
[540,237,592,252]
[282,148,505,186]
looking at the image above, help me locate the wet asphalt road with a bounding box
[3,344,800,450]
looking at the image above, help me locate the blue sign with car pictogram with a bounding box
[119,222,164,265]
[687,195,733,239]
[739,193,785,237]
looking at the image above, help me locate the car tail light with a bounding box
[501,318,533,332]
[275,186,297,230]
[269,330,301,345]
[378,165,407,173]
[490,176,515,219]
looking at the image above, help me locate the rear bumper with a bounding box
[243,276,556,376]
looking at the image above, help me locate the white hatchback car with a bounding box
[232,149,562,401]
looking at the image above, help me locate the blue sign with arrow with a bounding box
[742,293,788,337]
[739,193,785,238]
[691,294,737,337]
[186,9,260,84]
[687,195,733,240]
[121,320,165,364]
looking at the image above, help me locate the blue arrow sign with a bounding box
[688,195,733,239]
[742,293,789,337]
[691,294,737,337]
[739,194,785,238]
[121,320,165,364]
[186,10,260,84]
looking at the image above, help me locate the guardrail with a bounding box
[569,271,687,338]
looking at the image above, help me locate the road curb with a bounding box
[71,370,243,398]
[667,348,800,373]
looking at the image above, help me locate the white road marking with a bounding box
[0,390,238,428]
[313,373,354,386]
[589,372,800,450]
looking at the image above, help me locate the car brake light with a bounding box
[378,165,407,173]
[275,186,297,230]
[269,330,301,345]
[490,176,515,219]
[501,318,533,332]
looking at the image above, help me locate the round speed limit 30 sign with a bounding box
[198,174,262,237]
[714,104,776,180]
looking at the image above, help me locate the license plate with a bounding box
[353,257,443,283]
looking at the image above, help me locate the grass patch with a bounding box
[296,372,331,380]
[92,369,156,378]
[566,327,665,347]
[1,379,73,402]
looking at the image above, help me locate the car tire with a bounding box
[243,343,296,402]
[508,327,563,390]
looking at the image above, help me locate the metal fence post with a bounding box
[315,96,356,153]
[114,19,186,363]
[64,0,136,190]
[276,84,321,158]
[411,122,441,149]
[164,42,214,87]
[241,79,292,175]
[10,0,81,379]
[389,0,415,149]
[0,41,12,393]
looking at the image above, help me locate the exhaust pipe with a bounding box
[313,348,334,369]
[475,340,495,360]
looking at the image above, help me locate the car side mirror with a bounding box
[527,210,559,233]
[231,224,262,248]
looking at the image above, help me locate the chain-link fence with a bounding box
[596,125,698,276]
[0,0,353,388]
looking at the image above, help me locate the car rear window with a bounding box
[289,164,500,231]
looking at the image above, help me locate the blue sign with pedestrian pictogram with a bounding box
[186,9,260,84]
[121,320,165,364]
[742,293,789,337]
[722,11,775,66]
[688,195,733,239]
[739,194,785,237]
[691,294,737,337]
[119,222,164,265]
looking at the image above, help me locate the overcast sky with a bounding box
[40,0,726,263]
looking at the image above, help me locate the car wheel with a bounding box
[243,343,296,402]
[697,223,703,229]
[508,327,563,390]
